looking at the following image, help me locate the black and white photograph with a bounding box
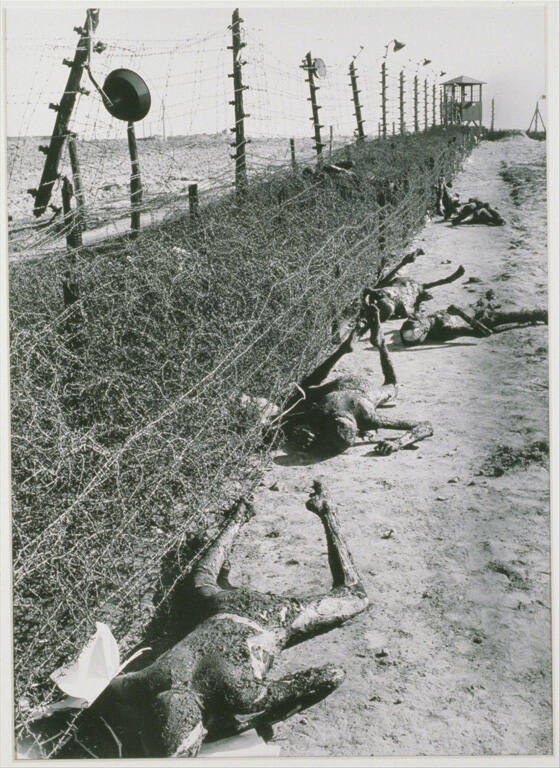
[1,0,558,763]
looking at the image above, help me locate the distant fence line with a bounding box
[7,7,465,257]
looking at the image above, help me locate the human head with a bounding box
[400,316,432,344]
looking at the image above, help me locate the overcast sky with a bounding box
[4,1,549,138]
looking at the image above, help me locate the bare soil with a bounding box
[227,136,551,757]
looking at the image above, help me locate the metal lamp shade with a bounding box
[102,69,151,122]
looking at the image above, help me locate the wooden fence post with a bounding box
[228,8,249,199]
[67,133,86,231]
[61,176,82,309]
[31,8,100,218]
[349,60,365,141]
[380,60,387,138]
[432,83,436,127]
[399,69,405,135]
[424,78,428,131]
[302,51,325,161]
[290,138,296,169]
[414,74,419,132]
[188,183,199,224]
[329,125,333,157]
[490,97,495,132]
[127,121,142,237]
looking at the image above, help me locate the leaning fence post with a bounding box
[127,120,142,237]
[302,51,325,161]
[228,8,249,199]
[290,138,296,169]
[399,69,405,134]
[414,74,419,132]
[31,8,100,218]
[380,60,387,138]
[67,133,86,231]
[349,59,365,141]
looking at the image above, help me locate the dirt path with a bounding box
[228,136,551,757]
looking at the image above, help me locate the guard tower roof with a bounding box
[442,75,486,85]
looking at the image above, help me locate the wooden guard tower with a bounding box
[442,75,485,126]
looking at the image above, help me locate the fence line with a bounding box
[7,7,462,259]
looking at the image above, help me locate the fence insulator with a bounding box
[27,188,38,198]
[93,41,106,53]
[73,25,84,34]
[49,103,60,111]
[38,145,49,154]
[62,58,74,67]
[78,87,90,95]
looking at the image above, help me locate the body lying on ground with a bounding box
[400,293,547,345]
[279,305,433,455]
[89,482,368,757]
[435,177,461,220]
[451,197,505,226]
[361,249,465,322]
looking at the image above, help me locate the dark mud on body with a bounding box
[231,135,551,757]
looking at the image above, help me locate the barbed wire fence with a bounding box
[8,6,477,759]
[7,8,456,259]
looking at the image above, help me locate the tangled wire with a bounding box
[10,127,474,753]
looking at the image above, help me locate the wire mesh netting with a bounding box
[7,14,450,259]
[7,7,477,759]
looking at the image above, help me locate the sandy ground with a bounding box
[225,136,551,757]
[7,134,340,255]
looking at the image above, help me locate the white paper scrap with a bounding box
[49,621,150,707]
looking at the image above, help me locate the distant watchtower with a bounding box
[441,75,485,127]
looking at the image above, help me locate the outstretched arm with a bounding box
[447,304,492,337]
[369,413,433,455]
[376,248,423,287]
[298,326,356,392]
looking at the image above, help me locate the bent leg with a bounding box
[193,499,254,599]
[365,301,397,387]
[278,482,368,645]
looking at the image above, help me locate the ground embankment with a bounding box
[235,134,551,756]
[10,127,474,743]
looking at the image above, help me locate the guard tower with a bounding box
[441,75,485,126]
